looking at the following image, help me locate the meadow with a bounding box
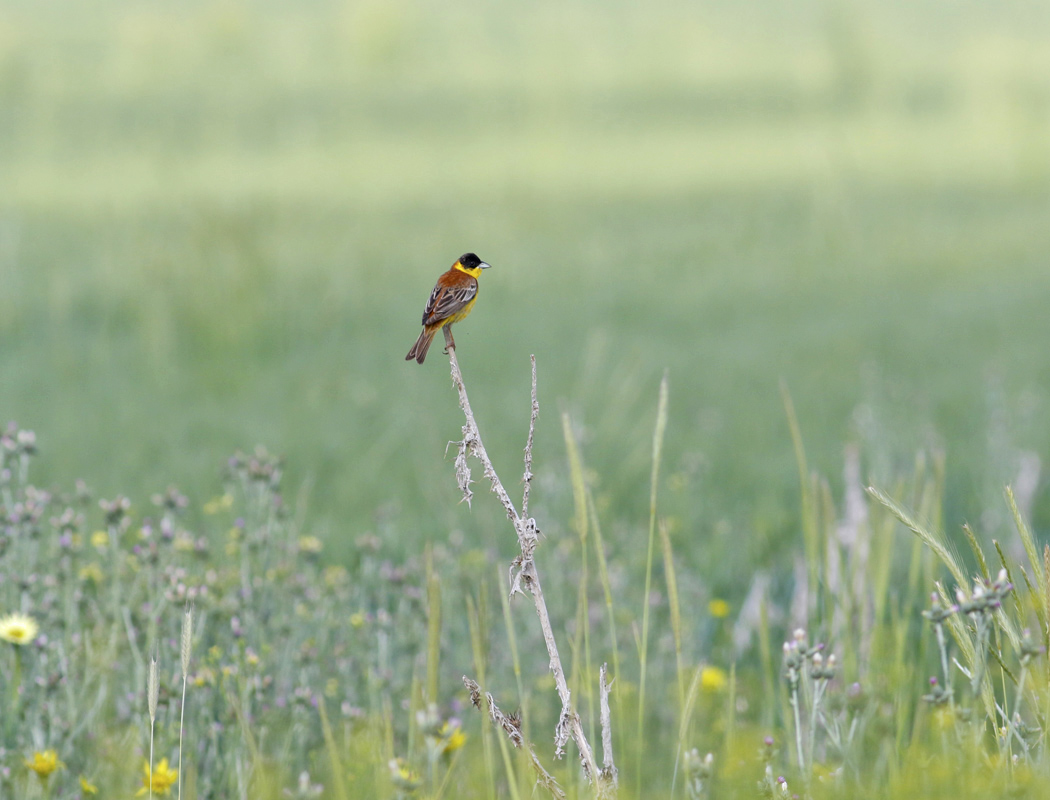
[1,0,1050,796]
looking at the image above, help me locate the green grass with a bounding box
[2,1,1049,557]
[2,0,1050,796]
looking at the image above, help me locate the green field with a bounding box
[2,0,1050,797]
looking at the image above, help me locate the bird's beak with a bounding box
[479,262,492,269]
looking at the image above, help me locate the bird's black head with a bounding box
[459,253,483,269]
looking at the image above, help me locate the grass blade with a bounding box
[659,519,685,708]
[636,371,669,797]
[866,486,967,591]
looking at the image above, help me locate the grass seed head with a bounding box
[148,656,159,724]
[181,608,193,677]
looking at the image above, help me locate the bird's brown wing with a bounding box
[422,278,477,326]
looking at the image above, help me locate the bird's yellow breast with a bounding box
[443,294,478,326]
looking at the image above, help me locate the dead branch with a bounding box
[463,676,566,800]
[445,343,615,796]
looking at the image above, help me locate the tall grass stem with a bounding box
[636,371,669,796]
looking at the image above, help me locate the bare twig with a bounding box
[453,438,474,508]
[463,676,566,800]
[446,334,522,528]
[446,346,614,795]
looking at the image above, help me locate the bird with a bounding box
[406,252,491,364]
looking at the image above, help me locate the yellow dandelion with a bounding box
[298,535,323,554]
[349,611,366,629]
[0,612,39,645]
[90,530,109,549]
[25,749,64,780]
[79,563,104,583]
[325,565,349,587]
[79,775,99,794]
[389,758,420,791]
[708,599,730,619]
[136,757,178,796]
[203,494,233,515]
[442,724,467,754]
[700,666,728,693]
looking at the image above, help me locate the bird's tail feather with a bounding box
[406,329,436,364]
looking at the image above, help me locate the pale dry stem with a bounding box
[463,676,566,800]
[446,347,613,795]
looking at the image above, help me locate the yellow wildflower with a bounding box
[325,565,349,587]
[25,749,64,780]
[708,599,730,619]
[90,530,109,549]
[349,611,366,628]
[389,758,420,791]
[298,535,323,554]
[700,666,728,693]
[136,757,178,796]
[442,723,467,754]
[79,775,99,794]
[0,612,39,645]
[203,494,233,515]
[79,563,104,583]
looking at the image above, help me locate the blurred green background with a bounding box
[1,0,1049,583]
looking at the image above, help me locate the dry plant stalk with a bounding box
[445,332,616,797]
[463,677,565,800]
